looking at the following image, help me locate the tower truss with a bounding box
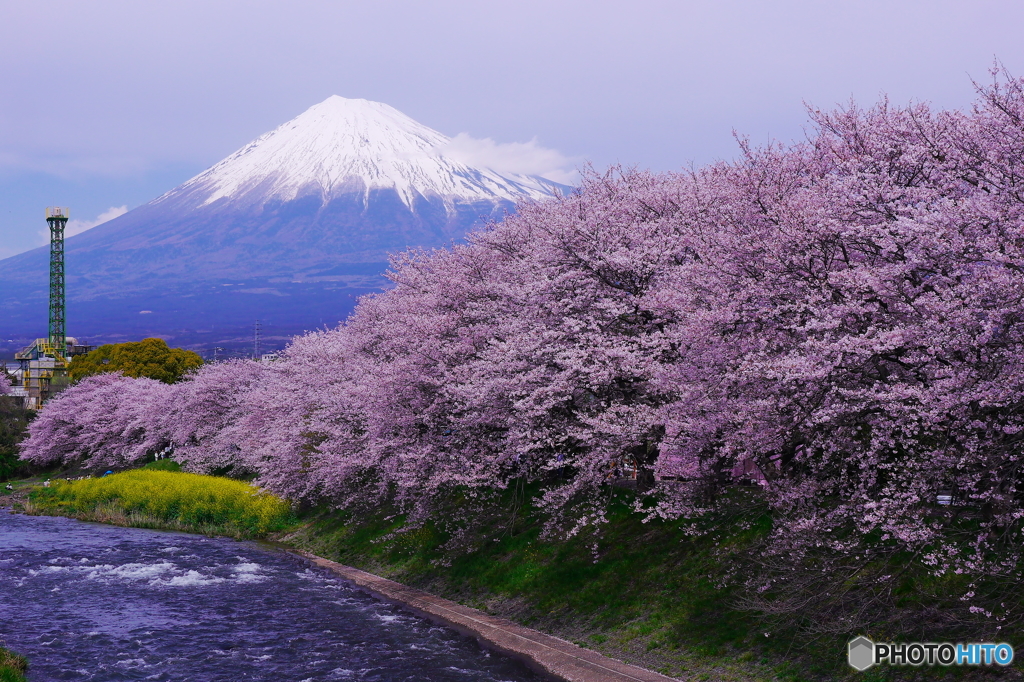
[45,207,68,357]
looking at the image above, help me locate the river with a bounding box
[0,510,546,682]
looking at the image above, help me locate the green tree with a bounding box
[0,395,34,481]
[69,338,203,385]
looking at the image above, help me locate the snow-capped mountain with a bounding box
[172,96,560,210]
[0,97,569,350]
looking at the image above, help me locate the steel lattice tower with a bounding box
[45,207,68,356]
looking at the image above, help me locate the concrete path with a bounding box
[295,551,680,682]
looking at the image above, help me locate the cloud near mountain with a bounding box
[35,205,128,245]
[438,133,579,185]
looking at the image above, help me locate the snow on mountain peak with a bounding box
[169,96,563,211]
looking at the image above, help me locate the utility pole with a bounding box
[253,319,262,360]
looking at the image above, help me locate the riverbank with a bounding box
[14,476,804,680]
[0,646,27,682]
[11,474,1022,681]
[279,495,789,682]
[9,474,784,680]
[299,552,679,682]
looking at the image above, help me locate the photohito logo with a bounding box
[848,637,1014,670]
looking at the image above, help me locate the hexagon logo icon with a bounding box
[848,636,875,671]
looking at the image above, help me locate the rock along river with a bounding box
[0,510,546,682]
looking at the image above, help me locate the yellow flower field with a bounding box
[30,470,294,538]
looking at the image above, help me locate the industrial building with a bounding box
[6,337,94,409]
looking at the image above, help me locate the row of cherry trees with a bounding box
[20,72,1024,585]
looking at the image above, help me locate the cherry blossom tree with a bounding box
[254,175,689,529]
[223,333,364,503]
[648,88,1024,569]
[159,359,267,475]
[19,374,174,469]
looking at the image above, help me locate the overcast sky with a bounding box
[2,0,1023,258]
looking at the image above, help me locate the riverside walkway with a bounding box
[296,551,680,682]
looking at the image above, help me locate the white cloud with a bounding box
[438,133,579,185]
[67,205,129,237]
[37,205,128,244]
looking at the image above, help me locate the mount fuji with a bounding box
[0,97,568,353]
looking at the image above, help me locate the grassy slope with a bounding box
[0,646,27,682]
[281,489,816,681]
[282,489,1024,682]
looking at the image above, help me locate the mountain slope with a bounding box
[0,97,568,351]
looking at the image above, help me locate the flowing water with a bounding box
[0,511,545,682]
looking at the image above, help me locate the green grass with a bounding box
[28,469,295,538]
[142,459,182,472]
[0,646,27,682]
[282,487,1024,681]
[282,487,798,681]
